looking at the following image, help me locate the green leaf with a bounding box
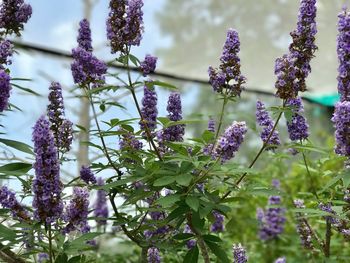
[153,176,176,187]
[173,233,194,240]
[183,246,199,263]
[152,80,177,90]
[203,234,222,243]
[191,212,204,232]
[167,205,190,222]
[176,174,192,186]
[206,241,230,263]
[55,253,68,263]
[0,223,17,241]
[0,162,32,173]
[202,130,214,143]
[11,83,41,96]
[129,54,140,66]
[63,232,101,252]
[68,255,83,263]
[186,196,200,211]
[0,138,33,154]
[156,194,181,207]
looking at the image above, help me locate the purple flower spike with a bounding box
[274,53,298,99]
[294,199,313,249]
[80,166,97,185]
[232,243,248,263]
[257,183,286,241]
[78,19,92,51]
[0,0,32,36]
[0,70,11,112]
[0,39,13,67]
[183,224,196,249]
[38,253,49,263]
[210,210,225,233]
[32,116,63,223]
[286,97,309,142]
[63,187,90,234]
[208,118,215,133]
[140,54,157,76]
[213,121,247,163]
[140,85,158,134]
[338,7,350,101]
[0,186,29,221]
[256,100,280,149]
[274,257,286,263]
[47,82,65,141]
[289,0,317,93]
[94,177,109,226]
[124,0,144,46]
[147,247,161,263]
[209,29,246,96]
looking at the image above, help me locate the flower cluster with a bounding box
[0,0,32,36]
[0,186,29,221]
[0,70,11,112]
[158,92,185,144]
[286,97,309,142]
[140,84,158,135]
[32,116,63,223]
[77,19,92,51]
[80,165,97,185]
[72,19,107,87]
[274,257,286,263]
[213,121,247,163]
[63,187,90,234]
[183,224,196,249]
[232,243,248,263]
[140,54,157,76]
[0,39,13,67]
[275,0,317,98]
[107,0,144,53]
[94,177,109,226]
[332,102,350,158]
[47,82,73,153]
[294,199,313,249]
[210,210,225,233]
[289,0,317,93]
[208,29,246,96]
[37,253,49,263]
[119,129,143,151]
[147,247,161,263]
[257,183,286,241]
[256,100,280,149]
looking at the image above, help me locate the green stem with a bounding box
[48,224,53,263]
[324,220,331,258]
[214,95,228,141]
[301,151,318,199]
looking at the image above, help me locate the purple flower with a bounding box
[209,29,246,95]
[289,0,317,93]
[0,70,11,112]
[256,100,280,149]
[106,0,144,53]
[147,247,161,263]
[71,47,107,87]
[0,0,32,36]
[47,82,65,140]
[0,39,13,67]
[183,224,196,249]
[80,165,96,185]
[337,7,350,102]
[158,93,185,144]
[58,119,73,153]
[208,118,215,133]
[257,194,286,241]
[333,95,350,158]
[124,0,144,46]
[274,53,299,99]
[119,130,143,151]
[0,186,29,221]
[37,253,49,263]
[294,199,313,249]
[94,177,109,226]
[140,54,157,76]
[32,116,63,223]
[210,210,225,233]
[213,121,247,163]
[232,243,248,263]
[286,97,309,141]
[77,19,92,51]
[140,85,158,134]
[274,257,286,263]
[63,187,90,234]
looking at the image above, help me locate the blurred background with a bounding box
[2,0,348,180]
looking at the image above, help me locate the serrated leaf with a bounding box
[186,196,200,211]
[0,138,33,154]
